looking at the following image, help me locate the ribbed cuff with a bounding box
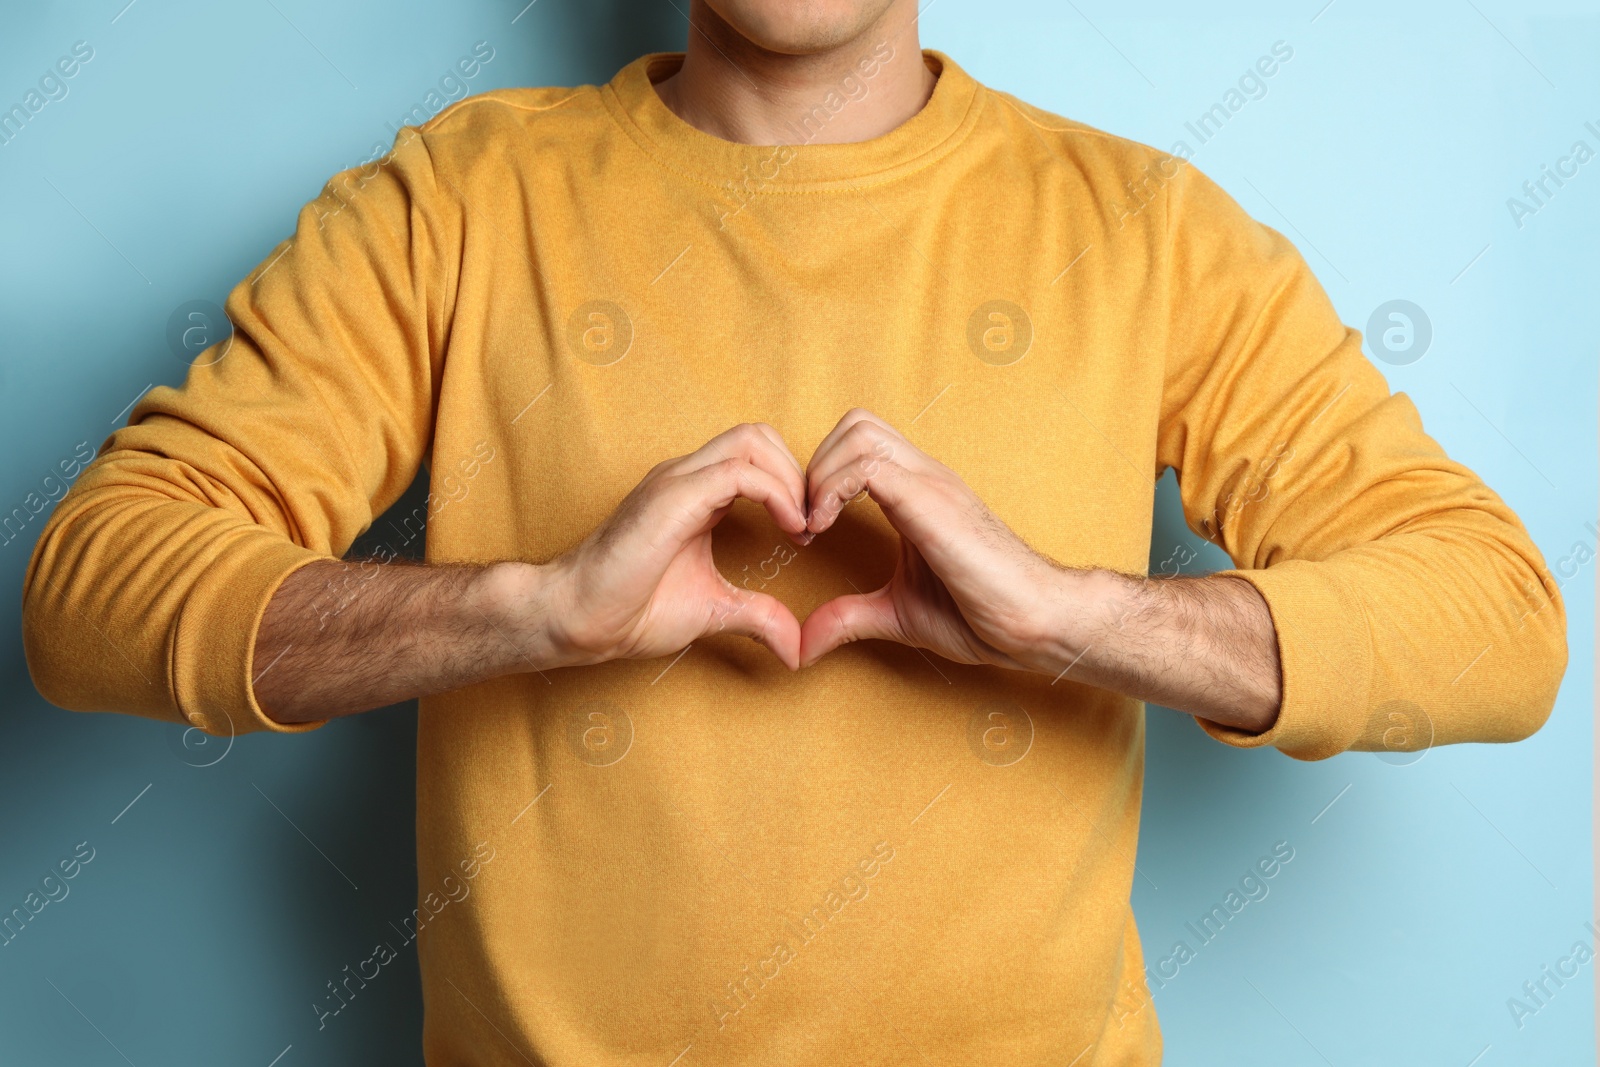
[1195,560,1374,761]
[169,528,333,736]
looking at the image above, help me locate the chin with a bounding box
[703,0,901,54]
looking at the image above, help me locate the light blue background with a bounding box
[0,1,1593,1064]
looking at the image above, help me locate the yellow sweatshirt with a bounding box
[22,49,1566,1066]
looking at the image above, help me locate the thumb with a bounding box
[707,587,802,670]
[799,585,901,668]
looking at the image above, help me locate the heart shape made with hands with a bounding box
[685,409,1054,676]
[553,408,1056,677]
[598,410,1281,734]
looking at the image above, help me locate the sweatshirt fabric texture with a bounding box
[23,49,1567,1066]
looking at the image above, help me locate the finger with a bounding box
[717,423,805,516]
[798,586,901,667]
[707,586,802,670]
[807,407,905,474]
[665,458,809,539]
[805,420,892,533]
[667,424,806,529]
[757,427,815,544]
[668,423,795,485]
[806,422,926,535]
[751,422,806,484]
[747,424,810,539]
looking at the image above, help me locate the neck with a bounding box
[653,0,936,146]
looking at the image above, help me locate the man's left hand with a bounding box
[798,408,1069,673]
[796,408,1283,734]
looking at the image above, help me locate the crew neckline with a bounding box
[600,49,984,192]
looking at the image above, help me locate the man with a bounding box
[22,0,1567,1062]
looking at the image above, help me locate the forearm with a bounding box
[253,558,556,724]
[253,426,814,724]
[1037,569,1282,733]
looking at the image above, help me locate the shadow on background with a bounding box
[543,0,687,84]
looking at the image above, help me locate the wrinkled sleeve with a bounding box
[1156,160,1566,761]
[22,128,459,737]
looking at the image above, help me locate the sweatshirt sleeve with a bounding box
[1156,160,1566,761]
[21,127,459,737]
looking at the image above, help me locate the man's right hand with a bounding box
[254,424,810,724]
[506,422,812,671]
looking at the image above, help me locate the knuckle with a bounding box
[711,457,747,486]
[842,421,878,450]
[836,605,862,642]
